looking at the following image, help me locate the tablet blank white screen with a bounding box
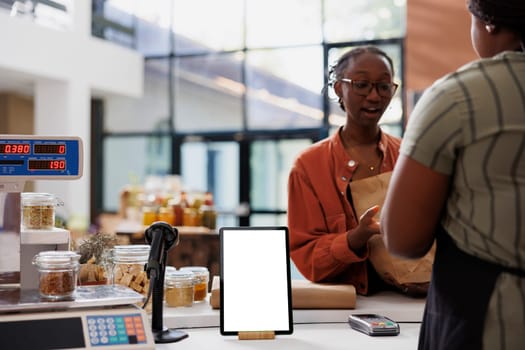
[222,228,291,332]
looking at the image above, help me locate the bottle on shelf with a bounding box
[170,191,189,226]
[200,192,217,230]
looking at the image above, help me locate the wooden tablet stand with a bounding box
[238,331,275,340]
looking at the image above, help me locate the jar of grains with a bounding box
[165,270,194,307]
[179,266,209,302]
[21,192,58,230]
[32,250,80,300]
[111,245,151,309]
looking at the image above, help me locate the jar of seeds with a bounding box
[21,192,58,230]
[165,270,194,307]
[32,250,80,300]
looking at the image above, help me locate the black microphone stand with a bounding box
[144,222,188,343]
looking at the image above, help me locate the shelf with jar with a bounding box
[119,183,218,233]
[114,221,218,238]
[141,191,217,231]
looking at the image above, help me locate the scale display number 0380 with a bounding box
[0,143,66,155]
[0,144,31,154]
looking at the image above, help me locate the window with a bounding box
[173,53,244,132]
[245,0,323,48]
[93,0,406,226]
[102,135,171,212]
[105,59,171,133]
[181,140,239,228]
[245,47,324,130]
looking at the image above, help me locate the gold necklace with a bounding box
[365,160,381,173]
[345,141,382,174]
[367,155,383,172]
[350,152,382,172]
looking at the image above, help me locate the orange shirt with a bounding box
[287,127,401,295]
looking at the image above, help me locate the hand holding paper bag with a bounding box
[350,171,434,296]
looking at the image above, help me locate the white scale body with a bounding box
[0,135,155,350]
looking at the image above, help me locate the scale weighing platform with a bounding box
[0,135,155,349]
[0,285,155,349]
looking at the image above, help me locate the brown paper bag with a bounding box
[350,172,434,296]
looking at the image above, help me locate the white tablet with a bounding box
[219,226,293,335]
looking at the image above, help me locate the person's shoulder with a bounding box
[380,131,401,149]
[454,51,524,79]
[470,50,525,66]
[296,136,332,162]
[381,131,401,143]
[426,52,524,93]
[419,59,483,97]
[290,135,338,176]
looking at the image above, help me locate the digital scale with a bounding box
[0,135,155,350]
[0,285,154,349]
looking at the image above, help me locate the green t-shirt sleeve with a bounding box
[400,79,463,175]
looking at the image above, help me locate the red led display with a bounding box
[34,144,66,154]
[0,143,31,154]
[28,159,66,170]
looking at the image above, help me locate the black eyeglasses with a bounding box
[339,78,398,98]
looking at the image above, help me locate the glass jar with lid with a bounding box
[111,245,151,309]
[157,207,175,226]
[163,265,177,301]
[179,266,209,302]
[142,206,157,226]
[21,192,58,230]
[165,270,194,307]
[32,250,80,300]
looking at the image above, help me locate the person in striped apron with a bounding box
[381,0,525,349]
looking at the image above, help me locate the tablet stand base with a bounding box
[153,328,189,343]
[238,331,275,340]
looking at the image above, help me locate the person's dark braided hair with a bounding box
[328,46,395,112]
[468,0,525,51]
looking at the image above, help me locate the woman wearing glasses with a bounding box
[381,0,524,348]
[287,46,400,295]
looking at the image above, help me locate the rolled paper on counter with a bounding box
[209,276,356,309]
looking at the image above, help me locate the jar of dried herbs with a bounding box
[32,250,80,300]
[21,192,57,230]
[77,233,117,286]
